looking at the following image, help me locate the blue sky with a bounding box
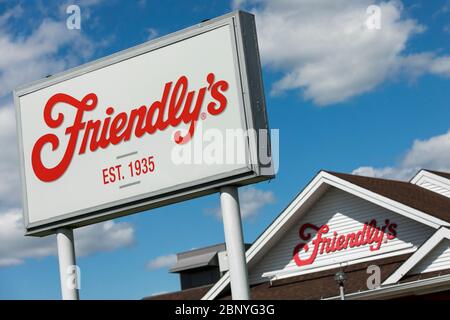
[0,0,450,299]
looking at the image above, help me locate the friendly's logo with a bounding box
[31,73,229,182]
[292,219,398,267]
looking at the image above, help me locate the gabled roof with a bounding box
[410,169,450,189]
[425,170,450,180]
[202,170,450,300]
[383,227,450,285]
[326,171,450,224]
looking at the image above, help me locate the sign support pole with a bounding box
[56,228,79,300]
[220,186,250,300]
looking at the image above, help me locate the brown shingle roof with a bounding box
[425,170,450,180]
[326,171,450,224]
[143,284,212,300]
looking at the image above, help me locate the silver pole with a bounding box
[56,228,79,300]
[340,285,345,300]
[220,186,250,300]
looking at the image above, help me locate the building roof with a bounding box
[147,253,450,300]
[143,285,212,300]
[170,243,251,273]
[425,170,450,180]
[170,252,219,273]
[146,254,411,300]
[146,253,450,300]
[199,170,450,300]
[170,243,226,273]
[326,171,450,224]
[148,169,450,300]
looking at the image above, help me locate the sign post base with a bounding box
[220,186,250,300]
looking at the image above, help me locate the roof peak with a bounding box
[322,170,409,184]
[321,170,450,224]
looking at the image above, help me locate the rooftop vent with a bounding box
[170,243,251,290]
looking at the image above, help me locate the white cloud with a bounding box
[146,254,177,270]
[429,56,450,77]
[0,209,54,266]
[235,0,450,106]
[0,19,94,98]
[207,187,275,220]
[74,220,135,256]
[239,187,275,219]
[353,130,450,180]
[0,105,21,210]
[0,4,23,27]
[146,27,158,40]
[0,9,97,210]
[58,0,108,25]
[0,209,134,267]
[0,5,136,268]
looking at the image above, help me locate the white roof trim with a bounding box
[411,169,450,188]
[202,171,450,300]
[262,247,416,283]
[202,172,328,300]
[325,273,450,300]
[321,173,449,228]
[383,227,450,285]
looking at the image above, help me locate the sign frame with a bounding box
[14,10,273,237]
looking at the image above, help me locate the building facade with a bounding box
[147,169,450,300]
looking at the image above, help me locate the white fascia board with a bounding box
[410,169,428,185]
[262,247,416,283]
[383,227,450,285]
[321,172,449,229]
[325,273,450,300]
[411,170,450,189]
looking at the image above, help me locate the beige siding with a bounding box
[249,187,434,284]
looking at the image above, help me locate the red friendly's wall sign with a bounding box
[293,219,398,267]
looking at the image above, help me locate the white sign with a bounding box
[15,11,273,236]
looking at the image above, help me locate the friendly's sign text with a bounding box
[32,73,228,182]
[293,219,398,267]
[15,12,273,236]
